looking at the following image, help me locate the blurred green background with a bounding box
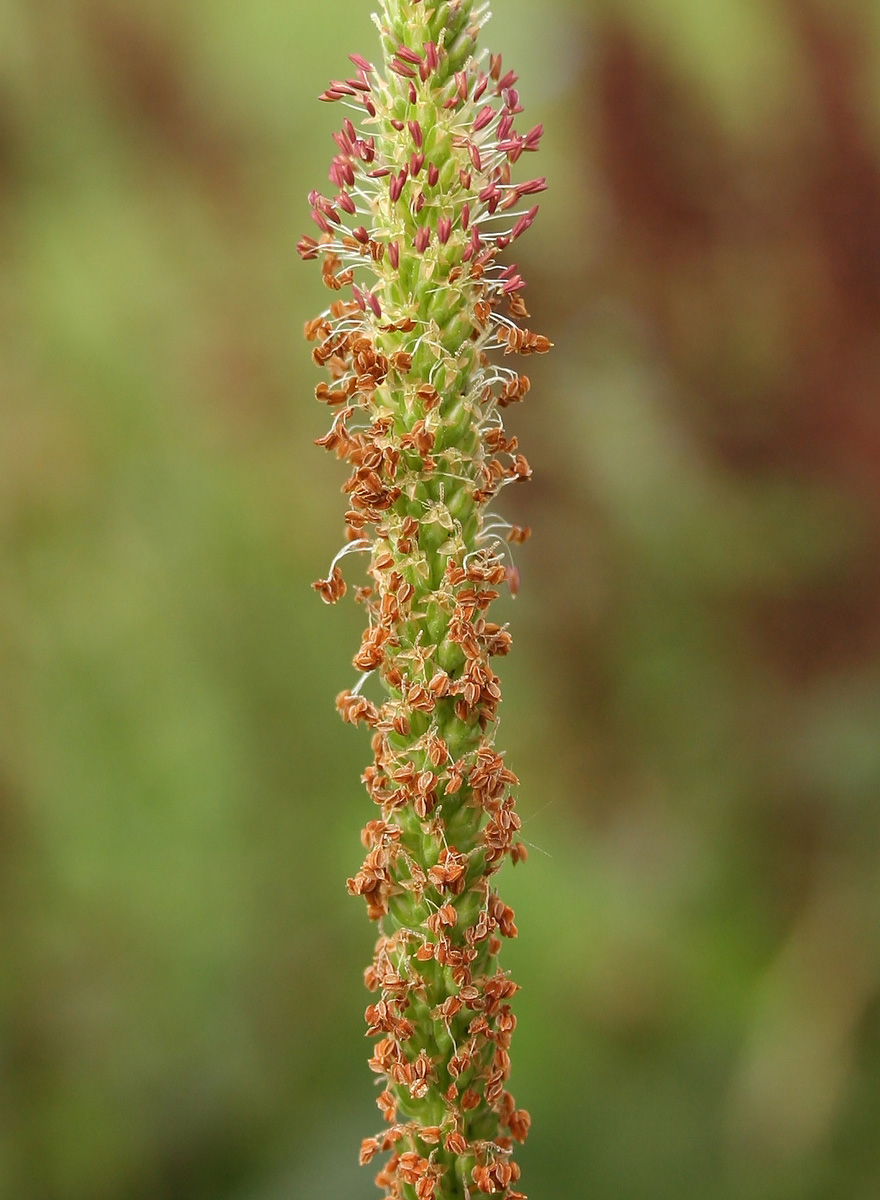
[2,0,880,1197]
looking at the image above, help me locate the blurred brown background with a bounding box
[1,0,879,1197]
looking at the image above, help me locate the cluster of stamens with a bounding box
[300,2,548,1196]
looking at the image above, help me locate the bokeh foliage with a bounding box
[1,1,879,1197]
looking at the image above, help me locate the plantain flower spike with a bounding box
[300,2,548,1196]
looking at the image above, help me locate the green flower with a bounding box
[300,2,548,1196]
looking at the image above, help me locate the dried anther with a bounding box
[313,564,347,604]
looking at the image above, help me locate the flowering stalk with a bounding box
[299,2,548,1196]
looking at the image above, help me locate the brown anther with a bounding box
[473,299,491,328]
[353,625,389,671]
[428,846,467,894]
[510,840,528,865]
[508,1108,531,1143]
[445,1130,469,1156]
[435,994,462,1023]
[428,670,450,698]
[312,564,347,604]
[416,383,440,409]
[359,1137,380,1165]
[511,454,532,480]
[506,524,531,544]
[398,1151,429,1184]
[425,732,449,767]
[507,292,530,320]
[377,1089,397,1122]
[458,983,481,1006]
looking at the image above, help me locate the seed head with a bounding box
[301,1,550,1196]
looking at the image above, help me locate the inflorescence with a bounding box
[299,2,548,1196]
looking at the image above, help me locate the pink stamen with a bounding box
[503,88,521,114]
[396,44,423,65]
[473,105,495,133]
[478,183,500,214]
[510,205,538,241]
[389,168,408,202]
[524,124,543,150]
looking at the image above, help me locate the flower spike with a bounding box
[301,2,549,1197]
